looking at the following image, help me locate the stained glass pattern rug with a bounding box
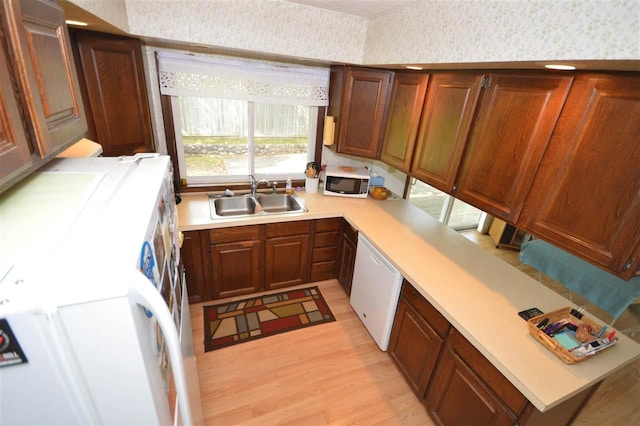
[203,286,335,352]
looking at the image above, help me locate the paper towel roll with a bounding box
[323,116,335,146]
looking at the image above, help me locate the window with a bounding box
[172,97,316,184]
[407,178,482,231]
[157,50,329,186]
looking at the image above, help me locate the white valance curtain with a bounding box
[157,51,329,106]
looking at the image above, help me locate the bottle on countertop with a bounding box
[285,177,293,194]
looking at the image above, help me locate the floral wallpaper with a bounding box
[73,0,639,66]
[124,0,367,64]
[364,0,640,64]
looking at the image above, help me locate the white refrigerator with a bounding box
[0,154,203,425]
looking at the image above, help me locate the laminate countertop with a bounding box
[177,189,640,412]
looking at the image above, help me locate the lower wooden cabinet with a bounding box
[181,218,346,302]
[425,330,525,426]
[337,219,358,295]
[204,226,263,299]
[388,282,449,397]
[265,221,311,290]
[181,230,206,303]
[390,282,601,426]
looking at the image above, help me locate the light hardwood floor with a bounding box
[189,232,640,426]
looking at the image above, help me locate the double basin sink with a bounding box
[209,192,307,219]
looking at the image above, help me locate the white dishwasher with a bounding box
[350,234,403,351]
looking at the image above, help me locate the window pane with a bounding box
[253,103,310,175]
[408,178,482,230]
[448,199,482,231]
[177,97,313,183]
[180,97,249,177]
[407,178,447,220]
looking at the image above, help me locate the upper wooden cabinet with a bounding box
[519,73,640,280]
[72,30,155,156]
[2,0,86,158]
[410,73,485,191]
[0,23,32,189]
[379,72,429,172]
[454,72,573,223]
[0,0,87,194]
[329,66,393,158]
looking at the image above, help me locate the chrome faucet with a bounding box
[249,174,270,197]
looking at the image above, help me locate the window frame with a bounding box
[161,94,325,192]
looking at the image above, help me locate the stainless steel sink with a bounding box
[210,195,257,217]
[255,194,306,213]
[209,193,307,219]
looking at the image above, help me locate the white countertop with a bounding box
[177,189,640,412]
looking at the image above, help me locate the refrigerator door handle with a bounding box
[128,272,193,426]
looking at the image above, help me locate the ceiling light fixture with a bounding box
[545,64,576,71]
[406,65,423,70]
[65,19,88,27]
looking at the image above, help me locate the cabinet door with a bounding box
[455,73,573,223]
[0,25,32,191]
[388,297,443,399]
[411,73,484,192]
[337,219,358,295]
[3,0,86,157]
[379,72,429,172]
[265,234,309,289]
[74,31,155,156]
[519,74,640,279]
[425,346,518,426]
[208,240,262,299]
[181,231,207,303]
[333,66,392,158]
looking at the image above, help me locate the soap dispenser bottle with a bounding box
[285,177,293,194]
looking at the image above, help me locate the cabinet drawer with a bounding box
[401,281,450,338]
[313,246,337,262]
[311,261,336,282]
[266,220,311,237]
[315,217,342,232]
[207,225,261,244]
[447,329,528,415]
[314,231,339,248]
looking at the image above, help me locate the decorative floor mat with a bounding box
[203,286,335,351]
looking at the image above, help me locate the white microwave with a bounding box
[323,165,370,198]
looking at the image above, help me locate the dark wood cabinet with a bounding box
[72,30,155,156]
[0,21,32,189]
[379,72,429,172]
[310,218,341,282]
[390,282,600,426]
[329,66,393,158]
[0,0,87,194]
[454,73,573,223]
[181,230,207,303]
[265,221,310,290]
[425,331,522,426]
[388,282,449,398]
[205,226,262,299]
[336,218,358,295]
[2,0,87,158]
[519,73,640,279]
[410,73,485,191]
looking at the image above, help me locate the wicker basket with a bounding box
[527,307,610,364]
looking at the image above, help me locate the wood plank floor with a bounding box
[190,232,640,425]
